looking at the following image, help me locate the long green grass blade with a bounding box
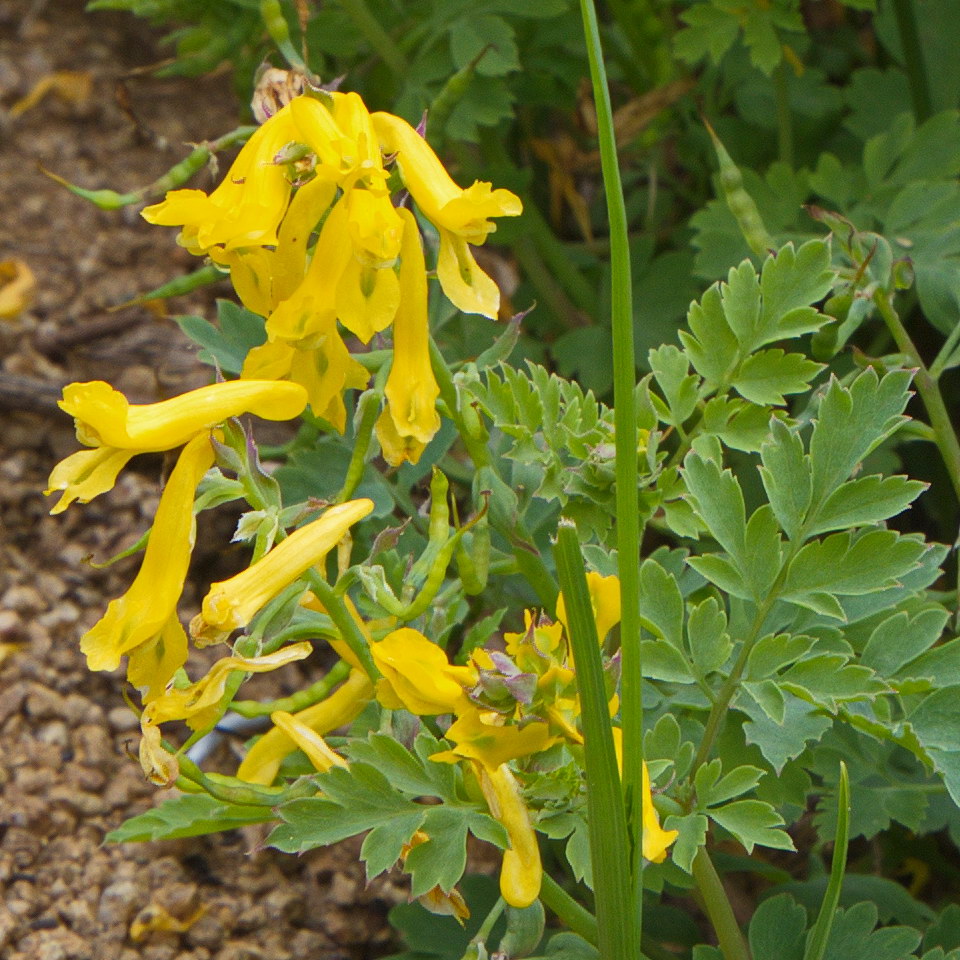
[576,0,644,907]
[555,521,639,960]
[803,762,851,960]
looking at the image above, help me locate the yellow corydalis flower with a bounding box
[556,571,622,644]
[477,763,542,909]
[434,707,557,770]
[269,710,349,773]
[139,642,313,785]
[191,498,374,645]
[79,431,215,673]
[371,627,476,715]
[611,729,679,864]
[371,111,522,318]
[237,668,373,784]
[46,379,308,513]
[142,102,301,252]
[376,207,441,467]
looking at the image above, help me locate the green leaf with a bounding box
[743,680,786,724]
[682,453,746,560]
[696,760,766,807]
[749,893,807,960]
[908,686,960,804]
[779,655,885,712]
[820,902,921,960]
[104,793,275,843]
[740,504,784,600]
[783,530,927,608]
[680,285,740,387]
[665,812,708,874]
[448,14,520,77]
[642,639,696,682]
[175,299,267,375]
[740,691,833,772]
[673,3,740,66]
[708,799,795,853]
[732,349,824,405]
[639,559,685,649]
[759,419,812,541]
[650,345,700,426]
[862,608,950,677]
[758,241,834,342]
[809,475,927,536]
[745,634,816,680]
[405,807,469,896]
[808,370,913,512]
[687,597,732,677]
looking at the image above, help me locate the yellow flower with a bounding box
[139,643,313,785]
[242,334,370,432]
[78,432,214,673]
[58,379,308,450]
[371,111,522,318]
[336,188,403,342]
[143,643,314,732]
[126,616,189,705]
[611,730,679,865]
[642,761,679,864]
[141,102,301,253]
[237,668,373,784]
[556,571,621,644]
[45,379,307,513]
[268,710,349,773]
[375,207,441,465]
[435,707,558,770]
[371,628,476,716]
[477,763,542,908]
[191,499,374,645]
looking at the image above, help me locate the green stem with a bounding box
[538,874,599,945]
[305,571,379,681]
[556,522,639,960]
[578,0,644,911]
[890,0,932,122]
[773,62,794,167]
[691,847,750,960]
[338,0,407,75]
[470,897,506,948]
[874,290,960,503]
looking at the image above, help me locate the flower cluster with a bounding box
[142,89,521,463]
[240,571,677,908]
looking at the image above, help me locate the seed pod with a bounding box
[496,900,545,958]
[704,119,772,257]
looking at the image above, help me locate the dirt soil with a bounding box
[0,2,403,958]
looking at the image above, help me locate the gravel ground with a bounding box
[0,2,404,957]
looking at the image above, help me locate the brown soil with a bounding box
[0,2,403,958]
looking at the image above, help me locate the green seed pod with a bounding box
[704,120,772,257]
[496,899,545,958]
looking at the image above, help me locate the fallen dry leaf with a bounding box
[0,260,36,321]
[9,70,94,118]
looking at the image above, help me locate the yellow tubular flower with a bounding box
[380,207,441,451]
[336,188,403,342]
[269,711,349,773]
[556,571,622,644]
[241,335,370,432]
[126,615,189,705]
[641,761,679,864]
[266,194,352,342]
[371,628,476,715]
[237,668,373,784]
[141,102,300,252]
[478,763,542,908]
[435,707,558,770]
[611,730,679,865]
[138,643,313,785]
[191,498,374,645]
[78,432,215,673]
[57,379,309,451]
[370,111,522,318]
[45,446,137,515]
[142,642,314,732]
[375,405,428,468]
